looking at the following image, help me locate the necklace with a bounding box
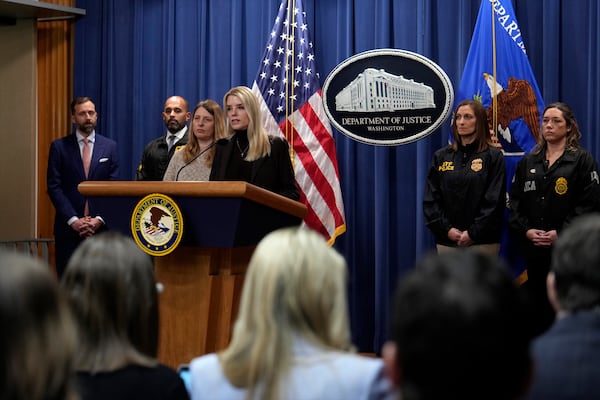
[236,138,249,158]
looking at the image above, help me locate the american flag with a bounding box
[252,0,346,244]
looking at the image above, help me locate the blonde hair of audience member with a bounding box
[0,252,78,400]
[218,227,354,400]
[223,86,271,161]
[61,232,159,373]
[183,99,227,166]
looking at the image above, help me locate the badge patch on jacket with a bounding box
[555,177,568,195]
[439,161,454,171]
[471,158,483,172]
[524,181,536,192]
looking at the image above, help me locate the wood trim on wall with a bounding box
[37,0,75,243]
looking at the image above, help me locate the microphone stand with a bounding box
[175,142,215,181]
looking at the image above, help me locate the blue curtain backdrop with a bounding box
[73,0,600,353]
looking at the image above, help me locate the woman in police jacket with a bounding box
[423,99,506,254]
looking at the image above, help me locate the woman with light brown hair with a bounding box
[163,99,227,181]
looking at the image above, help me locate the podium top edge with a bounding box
[78,181,307,219]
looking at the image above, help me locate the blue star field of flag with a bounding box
[255,2,321,123]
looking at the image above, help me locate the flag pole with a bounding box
[491,1,498,142]
[252,0,347,242]
[284,0,291,143]
[288,0,296,165]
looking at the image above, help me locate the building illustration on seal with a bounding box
[335,68,435,112]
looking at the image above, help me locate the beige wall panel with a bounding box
[0,20,37,239]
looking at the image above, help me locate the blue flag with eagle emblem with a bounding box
[457,0,544,282]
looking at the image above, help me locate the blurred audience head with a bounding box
[0,252,77,400]
[220,227,353,399]
[62,231,159,372]
[384,251,532,400]
[549,213,600,313]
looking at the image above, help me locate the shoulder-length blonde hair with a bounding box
[0,252,78,400]
[223,86,271,161]
[532,101,582,155]
[219,227,354,400]
[183,99,227,166]
[450,99,492,152]
[62,232,159,373]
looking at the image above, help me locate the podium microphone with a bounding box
[175,142,215,181]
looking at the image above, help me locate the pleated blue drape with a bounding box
[73,0,600,353]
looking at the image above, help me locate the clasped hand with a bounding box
[447,227,474,247]
[526,229,557,248]
[71,216,101,238]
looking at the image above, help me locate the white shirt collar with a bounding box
[76,130,96,143]
[167,125,187,141]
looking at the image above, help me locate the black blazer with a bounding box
[529,311,600,399]
[210,135,300,200]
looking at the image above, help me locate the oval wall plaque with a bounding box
[322,48,454,146]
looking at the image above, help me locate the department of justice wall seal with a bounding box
[131,193,183,256]
[322,48,454,145]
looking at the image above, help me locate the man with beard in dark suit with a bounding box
[47,97,119,277]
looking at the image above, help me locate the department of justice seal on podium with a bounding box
[131,193,183,256]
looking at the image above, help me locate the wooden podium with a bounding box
[79,181,306,368]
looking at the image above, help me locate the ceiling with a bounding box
[0,0,85,23]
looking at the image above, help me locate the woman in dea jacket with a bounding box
[509,102,600,336]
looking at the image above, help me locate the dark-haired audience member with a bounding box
[423,99,506,254]
[383,251,532,400]
[189,227,391,400]
[509,102,600,336]
[62,232,189,400]
[0,251,78,400]
[529,214,600,399]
